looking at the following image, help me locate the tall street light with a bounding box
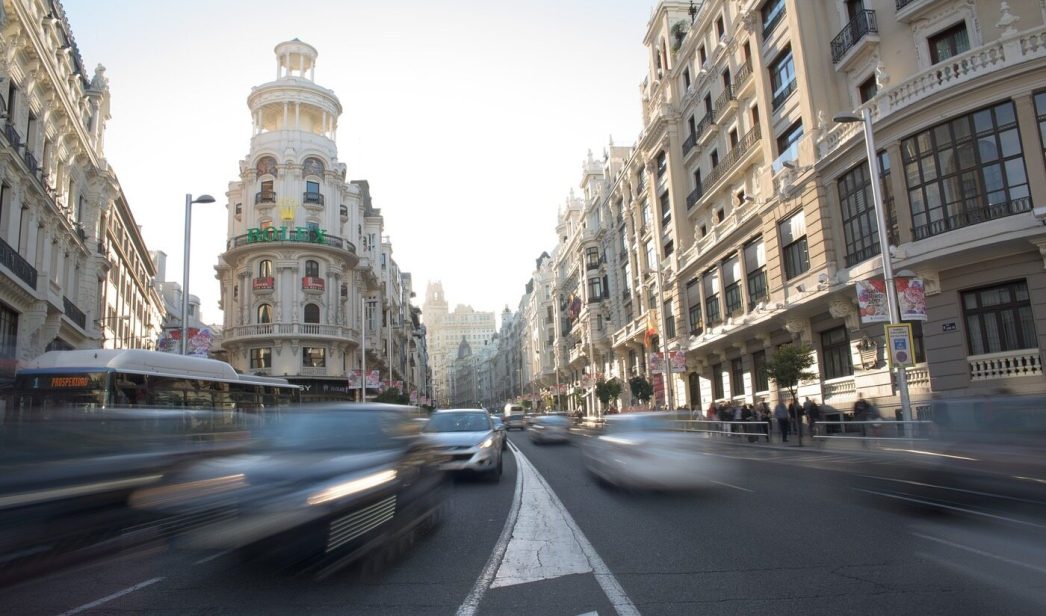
[834,109,912,423]
[181,193,215,355]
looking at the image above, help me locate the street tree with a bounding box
[764,343,817,445]
[629,375,653,407]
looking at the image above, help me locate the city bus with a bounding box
[9,349,301,417]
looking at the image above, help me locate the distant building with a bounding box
[422,281,496,407]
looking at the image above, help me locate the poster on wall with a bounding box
[856,279,889,324]
[896,277,927,321]
[347,370,362,389]
[670,351,687,372]
[156,327,213,357]
[649,352,664,375]
[365,370,381,389]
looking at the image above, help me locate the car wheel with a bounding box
[488,457,503,482]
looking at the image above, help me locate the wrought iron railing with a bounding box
[695,114,713,137]
[762,5,785,39]
[682,132,696,155]
[734,61,753,87]
[913,196,1032,241]
[227,232,357,254]
[831,10,878,64]
[23,149,38,176]
[772,79,797,110]
[303,191,324,205]
[686,184,704,209]
[3,121,20,149]
[63,296,87,329]
[896,0,920,10]
[255,190,277,205]
[712,85,734,121]
[703,127,759,190]
[0,236,37,289]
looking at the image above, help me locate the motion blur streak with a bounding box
[879,448,979,461]
[130,474,247,508]
[307,470,398,506]
[0,475,162,508]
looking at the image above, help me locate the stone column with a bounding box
[1014,93,1046,204]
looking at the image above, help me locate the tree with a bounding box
[629,375,654,406]
[595,377,622,407]
[764,343,817,445]
[374,387,410,405]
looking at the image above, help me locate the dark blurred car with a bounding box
[0,408,249,586]
[423,409,503,481]
[528,415,570,444]
[130,404,447,570]
[857,395,1046,520]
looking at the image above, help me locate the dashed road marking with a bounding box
[56,577,164,616]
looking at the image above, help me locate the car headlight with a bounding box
[306,469,397,506]
[480,437,495,449]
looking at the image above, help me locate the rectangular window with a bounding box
[0,303,18,362]
[659,191,671,225]
[929,22,970,65]
[962,280,1038,355]
[302,347,326,368]
[683,67,691,90]
[656,151,667,178]
[712,362,725,400]
[730,358,744,397]
[641,200,651,229]
[1035,91,1046,170]
[838,161,880,267]
[770,47,796,110]
[761,0,785,38]
[663,239,674,258]
[699,45,707,66]
[645,241,656,271]
[859,76,878,103]
[821,326,853,380]
[250,348,272,369]
[744,238,768,305]
[776,121,803,158]
[703,269,721,325]
[779,211,810,279]
[585,246,600,268]
[587,277,603,302]
[902,101,1030,240]
[752,350,769,392]
[686,277,702,334]
[664,299,676,339]
[716,16,725,40]
[722,254,743,316]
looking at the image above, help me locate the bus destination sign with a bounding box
[50,376,92,388]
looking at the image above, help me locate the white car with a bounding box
[582,413,736,490]
[423,409,503,481]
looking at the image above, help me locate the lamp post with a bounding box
[180,194,215,355]
[834,108,912,423]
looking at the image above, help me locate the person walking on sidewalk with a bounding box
[804,397,821,439]
[774,399,790,442]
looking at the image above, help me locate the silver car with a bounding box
[528,415,570,444]
[423,410,504,481]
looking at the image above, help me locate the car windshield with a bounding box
[424,413,491,433]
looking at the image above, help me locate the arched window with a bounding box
[304,303,320,324]
[258,259,272,277]
[256,156,278,177]
[257,303,272,324]
[305,259,319,277]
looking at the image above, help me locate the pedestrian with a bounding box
[774,399,790,442]
[706,401,717,421]
[760,400,772,441]
[804,397,821,438]
[788,397,803,438]
[853,393,870,439]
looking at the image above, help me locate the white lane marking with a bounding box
[491,449,594,588]
[710,480,754,493]
[912,532,1046,575]
[55,577,164,616]
[511,445,640,616]
[852,488,1046,529]
[455,442,525,616]
[193,549,232,565]
[577,612,600,616]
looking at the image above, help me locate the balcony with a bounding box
[0,236,38,289]
[712,85,735,122]
[969,349,1043,381]
[762,6,785,40]
[303,191,324,206]
[255,191,277,205]
[252,276,274,291]
[302,276,325,291]
[702,127,759,192]
[62,296,86,329]
[771,79,796,111]
[733,61,754,96]
[299,366,328,377]
[225,322,359,340]
[822,376,856,401]
[682,132,696,156]
[695,114,715,146]
[3,121,20,150]
[23,148,39,176]
[686,184,704,209]
[227,232,357,257]
[912,196,1032,241]
[831,10,879,69]
[585,259,601,271]
[895,0,947,23]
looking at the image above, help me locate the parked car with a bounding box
[528,415,571,444]
[424,409,504,481]
[582,413,737,490]
[130,404,448,570]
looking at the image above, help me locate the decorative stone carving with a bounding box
[875,59,890,89]
[997,2,1020,37]
[784,317,809,342]
[829,296,860,331]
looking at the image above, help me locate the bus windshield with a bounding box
[13,372,109,412]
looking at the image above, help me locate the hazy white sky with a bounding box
[62,0,651,326]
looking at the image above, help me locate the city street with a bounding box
[3,432,1043,616]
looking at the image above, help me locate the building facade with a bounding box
[0,0,167,393]
[215,40,426,400]
[501,0,1046,417]
[421,281,496,407]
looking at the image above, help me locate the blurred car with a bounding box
[130,404,447,569]
[0,408,250,586]
[582,413,736,490]
[423,409,504,481]
[490,416,508,450]
[503,404,526,431]
[528,415,570,444]
[856,395,1046,520]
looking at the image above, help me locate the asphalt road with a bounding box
[3,431,1044,615]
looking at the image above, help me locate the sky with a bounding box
[62,0,652,327]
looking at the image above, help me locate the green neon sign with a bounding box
[247,226,327,244]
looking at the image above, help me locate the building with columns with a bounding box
[215,40,426,400]
[0,0,169,393]
[422,281,496,407]
[499,0,1046,418]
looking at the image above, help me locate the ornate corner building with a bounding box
[496,0,1046,417]
[215,40,429,401]
[0,0,165,391]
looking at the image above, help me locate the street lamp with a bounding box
[834,109,912,423]
[181,193,215,355]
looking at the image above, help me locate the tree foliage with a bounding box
[629,375,654,404]
[595,378,623,405]
[764,343,817,403]
[374,387,410,405]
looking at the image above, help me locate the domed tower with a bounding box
[216,40,362,398]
